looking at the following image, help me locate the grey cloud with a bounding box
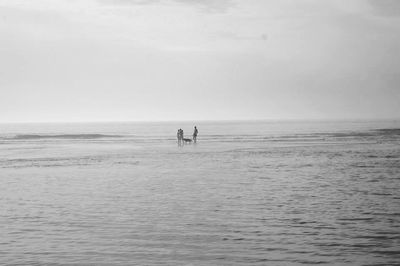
[368,0,400,17]
[173,0,234,13]
[97,0,234,13]
[96,0,160,5]
[215,31,268,41]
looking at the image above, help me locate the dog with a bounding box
[183,138,192,144]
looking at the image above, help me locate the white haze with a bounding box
[0,0,399,122]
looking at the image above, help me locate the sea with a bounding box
[1,120,399,265]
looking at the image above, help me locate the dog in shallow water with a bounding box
[183,138,192,144]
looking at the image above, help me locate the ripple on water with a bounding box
[1,122,400,265]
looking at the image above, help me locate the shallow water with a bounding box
[1,120,400,265]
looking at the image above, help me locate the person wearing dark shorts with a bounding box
[193,126,198,143]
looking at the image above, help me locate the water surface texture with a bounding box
[1,120,400,265]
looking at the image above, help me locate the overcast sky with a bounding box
[0,0,399,122]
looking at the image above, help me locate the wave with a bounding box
[10,134,123,140]
[374,128,400,135]
[2,127,399,142]
[0,154,140,169]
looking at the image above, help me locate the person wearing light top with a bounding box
[177,129,182,146]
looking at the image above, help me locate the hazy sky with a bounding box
[1,0,399,122]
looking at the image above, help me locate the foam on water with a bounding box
[1,120,400,265]
[9,134,123,140]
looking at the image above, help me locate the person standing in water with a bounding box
[179,128,184,146]
[177,129,181,146]
[193,126,198,143]
[180,129,184,144]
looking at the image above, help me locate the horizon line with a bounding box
[1,117,400,124]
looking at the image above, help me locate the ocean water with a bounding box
[1,120,400,265]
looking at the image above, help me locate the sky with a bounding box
[0,0,399,122]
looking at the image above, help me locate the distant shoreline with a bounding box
[1,118,400,125]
